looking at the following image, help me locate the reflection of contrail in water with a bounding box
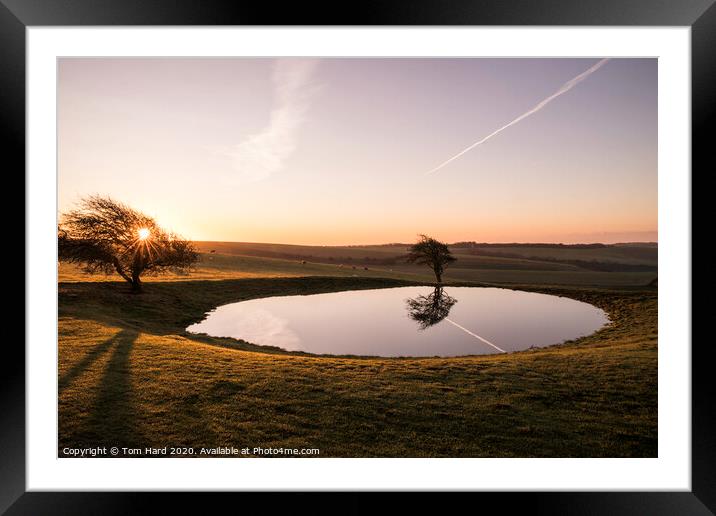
[445,318,507,353]
[425,59,610,175]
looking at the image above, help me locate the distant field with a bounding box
[195,241,656,265]
[464,246,657,267]
[195,241,654,264]
[58,254,421,283]
[59,246,657,288]
[196,242,585,271]
[57,240,655,288]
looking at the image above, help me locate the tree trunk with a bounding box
[113,259,140,291]
[434,269,442,284]
[130,249,145,293]
[130,275,142,293]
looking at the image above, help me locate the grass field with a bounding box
[59,241,657,287]
[194,240,658,268]
[58,242,657,457]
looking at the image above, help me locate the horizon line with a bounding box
[191,239,659,247]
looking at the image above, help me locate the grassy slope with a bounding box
[59,272,657,457]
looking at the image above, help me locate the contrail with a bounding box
[425,58,610,175]
[445,318,507,353]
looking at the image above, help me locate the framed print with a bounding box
[6,0,711,513]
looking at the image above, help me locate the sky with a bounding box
[58,58,657,245]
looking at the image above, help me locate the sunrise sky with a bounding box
[58,58,657,245]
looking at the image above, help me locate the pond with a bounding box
[186,286,609,357]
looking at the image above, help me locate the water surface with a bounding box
[186,286,608,357]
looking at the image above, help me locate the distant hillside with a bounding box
[194,241,657,273]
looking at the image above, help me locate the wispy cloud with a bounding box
[228,59,319,182]
[425,59,610,175]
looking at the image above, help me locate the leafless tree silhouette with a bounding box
[405,234,457,283]
[58,195,198,292]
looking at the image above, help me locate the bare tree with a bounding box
[58,195,198,292]
[405,234,456,283]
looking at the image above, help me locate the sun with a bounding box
[137,227,151,241]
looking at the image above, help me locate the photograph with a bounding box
[56,56,658,459]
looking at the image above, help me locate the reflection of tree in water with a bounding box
[405,286,458,330]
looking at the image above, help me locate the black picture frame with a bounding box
[6,0,709,513]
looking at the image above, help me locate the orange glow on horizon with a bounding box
[173,220,658,246]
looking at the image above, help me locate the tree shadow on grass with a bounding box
[70,329,145,448]
[59,330,124,393]
[62,328,219,452]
